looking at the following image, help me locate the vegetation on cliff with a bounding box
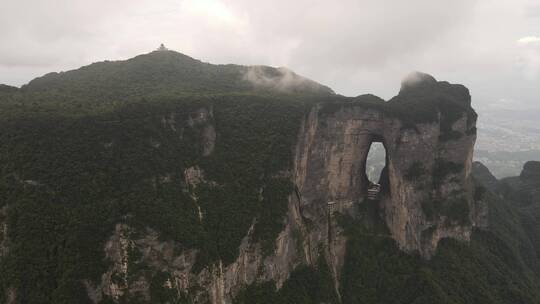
[0,92,314,302]
[0,51,537,303]
[236,173,540,304]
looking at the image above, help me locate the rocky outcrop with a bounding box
[88,201,305,303]
[85,224,198,303]
[499,161,540,208]
[295,72,484,259]
[521,161,540,181]
[472,161,499,192]
[0,206,8,258]
[0,207,15,304]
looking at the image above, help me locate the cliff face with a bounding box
[499,161,540,208]
[83,73,485,303]
[296,73,484,259]
[86,186,306,304]
[520,161,540,182]
[0,206,8,259]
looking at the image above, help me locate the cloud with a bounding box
[518,36,540,45]
[399,72,437,92]
[242,66,332,93]
[224,0,477,70]
[525,5,540,18]
[516,36,540,78]
[0,0,539,110]
[243,66,299,91]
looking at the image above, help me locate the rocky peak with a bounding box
[520,161,540,181]
[395,72,472,110]
[472,161,499,192]
[295,72,483,259]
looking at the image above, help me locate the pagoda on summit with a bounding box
[157,43,168,51]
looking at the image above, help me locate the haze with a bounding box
[1,0,539,110]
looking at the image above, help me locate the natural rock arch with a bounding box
[362,136,388,200]
[294,74,485,263]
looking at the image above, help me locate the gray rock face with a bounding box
[472,161,499,192]
[88,207,304,303]
[295,88,482,259]
[521,161,540,181]
[0,206,8,258]
[500,161,540,208]
[89,73,485,303]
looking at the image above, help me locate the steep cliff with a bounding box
[520,161,540,182]
[297,72,483,256]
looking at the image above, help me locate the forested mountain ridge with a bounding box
[0,50,333,119]
[13,50,330,108]
[24,50,334,97]
[0,50,539,304]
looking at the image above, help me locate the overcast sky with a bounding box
[1,0,539,109]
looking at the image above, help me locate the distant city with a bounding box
[475,108,540,178]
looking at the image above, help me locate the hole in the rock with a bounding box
[366,142,386,183]
[364,140,388,200]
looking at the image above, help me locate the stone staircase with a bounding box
[367,183,380,200]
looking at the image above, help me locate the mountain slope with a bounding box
[22,50,332,106]
[0,51,540,304]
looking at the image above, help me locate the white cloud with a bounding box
[516,35,540,79]
[518,36,540,45]
[0,0,539,109]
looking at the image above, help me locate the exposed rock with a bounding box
[161,107,216,155]
[5,287,16,304]
[187,107,213,127]
[294,74,482,259]
[202,124,216,156]
[0,206,8,258]
[87,224,199,303]
[98,224,134,301]
[184,166,204,190]
[521,161,540,181]
[186,107,216,156]
[90,212,303,303]
[161,112,178,132]
[472,161,499,192]
[500,161,540,208]
[184,166,210,221]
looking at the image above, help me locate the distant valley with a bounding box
[475,108,540,178]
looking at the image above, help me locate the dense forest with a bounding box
[1,50,540,303]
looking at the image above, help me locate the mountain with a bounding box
[0,51,540,304]
[472,161,540,294]
[0,85,18,94]
[25,50,334,96]
[22,50,330,109]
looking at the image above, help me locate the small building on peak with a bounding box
[157,43,168,51]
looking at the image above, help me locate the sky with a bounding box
[1,0,539,110]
